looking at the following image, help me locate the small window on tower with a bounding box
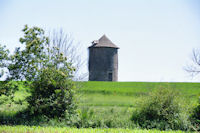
[108,73,112,81]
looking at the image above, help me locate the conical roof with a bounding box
[89,35,119,48]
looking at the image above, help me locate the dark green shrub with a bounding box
[131,87,190,130]
[27,68,77,118]
[192,97,200,121]
[190,96,200,131]
[0,81,19,105]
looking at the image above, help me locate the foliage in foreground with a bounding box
[27,68,77,118]
[0,44,9,78]
[0,25,78,119]
[0,126,190,133]
[131,87,191,130]
[1,81,200,130]
[191,97,200,121]
[190,96,200,131]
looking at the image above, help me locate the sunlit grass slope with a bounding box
[78,81,200,107]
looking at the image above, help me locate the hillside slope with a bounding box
[78,81,200,106]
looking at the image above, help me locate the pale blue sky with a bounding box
[0,0,200,82]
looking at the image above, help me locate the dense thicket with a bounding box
[190,97,200,131]
[131,87,190,130]
[27,68,77,118]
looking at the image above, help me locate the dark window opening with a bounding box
[108,73,112,81]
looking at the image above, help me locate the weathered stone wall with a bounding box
[89,47,118,81]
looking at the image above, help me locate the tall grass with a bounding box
[0,125,191,133]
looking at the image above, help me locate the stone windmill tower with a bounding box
[88,35,119,81]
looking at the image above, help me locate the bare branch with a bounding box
[48,29,88,81]
[185,48,200,78]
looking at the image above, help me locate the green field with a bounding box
[78,81,200,107]
[75,82,200,129]
[0,81,200,131]
[0,126,191,133]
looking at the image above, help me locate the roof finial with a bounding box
[89,35,119,48]
[92,40,99,45]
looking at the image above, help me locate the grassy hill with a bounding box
[78,81,200,107]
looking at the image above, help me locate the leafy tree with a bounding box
[0,44,9,79]
[0,45,20,105]
[8,25,49,81]
[6,25,77,118]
